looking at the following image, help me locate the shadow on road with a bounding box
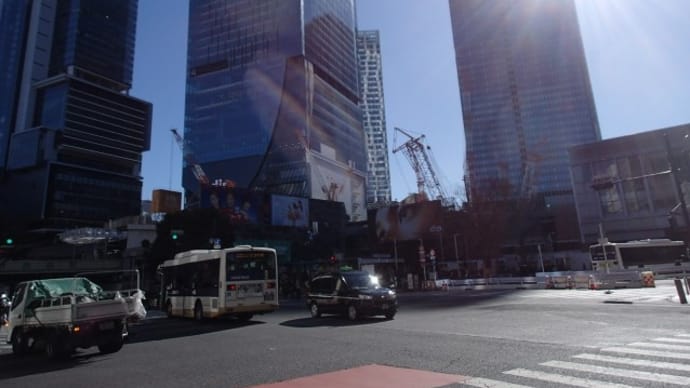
[126,315,262,344]
[0,316,262,379]
[280,315,390,328]
[0,349,106,379]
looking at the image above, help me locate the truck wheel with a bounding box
[193,302,203,321]
[98,336,124,354]
[11,330,28,355]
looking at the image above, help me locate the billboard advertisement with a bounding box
[201,186,264,224]
[310,156,366,222]
[271,194,309,227]
[371,200,443,242]
[151,189,182,213]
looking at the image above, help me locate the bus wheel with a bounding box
[237,313,253,322]
[193,302,203,321]
[166,301,174,318]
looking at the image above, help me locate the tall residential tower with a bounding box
[183,0,367,221]
[357,30,391,207]
[449,0,600,241]
[0,0,152,232]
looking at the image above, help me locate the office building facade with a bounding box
[0,0,151,232]
[357,30,391,207]
[570,124,690,244]
[184,0,367,221]
[449,0,600,241]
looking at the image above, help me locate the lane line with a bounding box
[504,368,639,388]
[542,360,690,386]
[573,353,690,372]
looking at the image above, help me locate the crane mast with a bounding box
[393,127,454,206]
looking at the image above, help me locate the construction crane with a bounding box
[393,127,455,207]
[171,128,234,189]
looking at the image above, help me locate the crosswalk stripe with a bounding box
[463,377,534,388]
[602,346,690,360]
[653,337,690,344]
[677,334,690,338]
[573,353,690,372]
[542,360,690,386]
[504,368,639,388]
[627,342,690,351]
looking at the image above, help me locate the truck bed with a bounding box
[30,295,128,326]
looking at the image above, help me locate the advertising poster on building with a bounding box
[371,200,443,242]
[201,186,262,224]
[271,194,309,227]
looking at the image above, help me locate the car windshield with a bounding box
[343,273,380,290]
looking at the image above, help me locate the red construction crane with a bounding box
[171,128,235,188]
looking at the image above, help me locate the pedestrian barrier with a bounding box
[589,274,600,290]
[641,271,655,287]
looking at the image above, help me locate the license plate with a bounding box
[99,321,115,330]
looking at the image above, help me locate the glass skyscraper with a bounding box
[357,30,391,207]
[449,0,600,218]
[184,0,367,221]
[0,0,151,231]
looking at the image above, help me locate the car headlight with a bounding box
[358,294,373,300]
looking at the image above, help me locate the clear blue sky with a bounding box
[132,0,690,203]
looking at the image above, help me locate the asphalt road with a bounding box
[1,281,689,388]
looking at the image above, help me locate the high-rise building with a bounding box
[0,0,152,232]
[183,0,367,221]
[449,0,600,242]
[357,30,391,207]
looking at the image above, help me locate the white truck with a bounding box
[6,277,137,358]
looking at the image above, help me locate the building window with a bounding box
[648,173,676,211]
[598,186,622,216]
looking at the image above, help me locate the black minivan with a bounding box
[306,270,397,320]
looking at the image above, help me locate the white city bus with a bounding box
[589,239,687,271]
[159,245,278,321]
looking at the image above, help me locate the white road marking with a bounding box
[602,346,690,360]
[463,376,534,388]
[573,353,690,372]
[504,368,639,388]
[542,360,690,385]
[627,342,690,351]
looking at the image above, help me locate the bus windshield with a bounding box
[226,251,277,281]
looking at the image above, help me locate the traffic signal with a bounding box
[4,238,13,245]
[329,255,336,264]
[170,229,184,240]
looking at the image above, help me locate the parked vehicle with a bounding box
[6,277,131,359]
[306,270,398,321]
